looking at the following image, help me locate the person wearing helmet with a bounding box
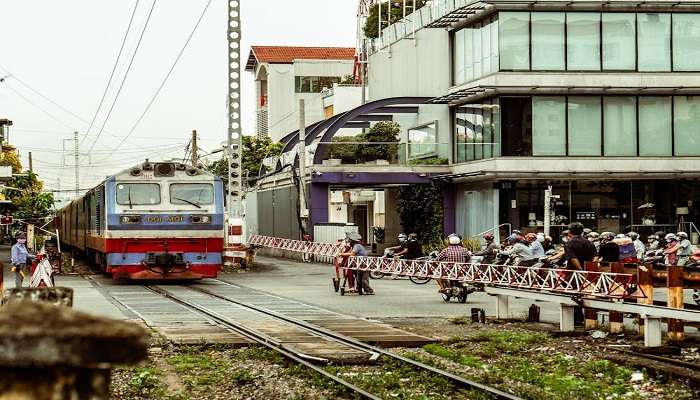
[647,234,660,250]
[627,232,645,261]
[340,232,373,295]
[655,231,668,249]
[587,232,601,251]
[403,233,423,260]
[387,233,408,257]
[435,234,471,293]
[666,232,692,266]
[583,228,592,238]
[596,232,619,263]
[564,222,596,270]
[561,230,571,244]
[499,233,537,266]
[542,235,554,252]
[526,232,545,257]
[473,232,498,264]
[10,232,32,288]
[663,233,679,266]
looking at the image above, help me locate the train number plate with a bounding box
[146,215,185,223]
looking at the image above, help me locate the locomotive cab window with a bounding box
[170,183,215,207]
[116,183,161,206]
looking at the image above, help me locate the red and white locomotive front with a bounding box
[103,162,224,280]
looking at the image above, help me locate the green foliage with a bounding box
[339,74,356,84]
[1,147,55,220]
[207,135,284,179]
[325,121,400,164]
[398,182,444,248]
[409,156,448,165]
[363,0,429,39]
[128,367,165,397]
[423,343,482,368]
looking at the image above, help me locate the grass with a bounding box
[126,367,166,399]
[422,344,482,368]
[464,329,549,356]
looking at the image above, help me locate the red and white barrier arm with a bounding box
[248,235,641,300]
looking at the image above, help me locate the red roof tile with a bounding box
[246,46,355,70]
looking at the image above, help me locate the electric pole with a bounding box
[298,99,309,230]
[74,131,79,198]
[28,152,33,173]
[191,130,198,166]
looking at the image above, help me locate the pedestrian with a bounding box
[10,232,31,288]
[564,222,597,270]
[340,232,373,295]
[435,234,471,294]
[563,222,597,327]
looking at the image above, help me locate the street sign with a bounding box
[0,215,13,225]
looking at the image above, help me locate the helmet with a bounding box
[447,234,461,245]
[627,231,639,240]
[346,232,362,242]
[647,234,657,240]
[408,233,418,240]
[398,233,407,242]
[506,234,519,243]
[677,231,688,240]
[511,230,522,236]
[615,234,626,240]
[483,232,494,241]
[600,232,615,241]
[665,233,677,242]
[537,233,545,243]
[583,228,592,235]
[525,233,537,242]
[588,232,600,239]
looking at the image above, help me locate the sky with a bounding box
[0,0,357,199]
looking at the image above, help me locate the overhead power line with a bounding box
[111,0,214,156]
[80,0,142,146]
[87,0,158,154]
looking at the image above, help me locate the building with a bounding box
[245,46,357,141]
[365,0,700,241]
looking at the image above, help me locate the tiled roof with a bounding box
[246,46,356,70]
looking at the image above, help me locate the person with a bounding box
[564,222,597,270]
[526,233,545,257]
[596,232,620,263]
[499,234,538,266]
[675,232,693,266]
[435,234,471,293]
[473,232,499,264]
[628,232,646,261]
[647,234,660,251]
[386,233,408,256]
[403,233,423,260]
[615,233,638,263]
[340,232,373,295]
[655,231,668,250]
[561,230,571,244]
[542,235,554,252]
[663,233,679,266]
[10,232,31,288]
[587,232,601,252]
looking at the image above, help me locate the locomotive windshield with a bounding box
[170,183,215,207]
[116,183,161,207]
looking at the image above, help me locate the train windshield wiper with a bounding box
[128,187,133,209]
[174,197,201,209]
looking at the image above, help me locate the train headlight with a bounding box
[191,215,211,224]
[120,215,142,224]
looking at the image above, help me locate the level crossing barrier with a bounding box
[248,235,638,300]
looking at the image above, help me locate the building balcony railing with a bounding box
[321,141,450,166]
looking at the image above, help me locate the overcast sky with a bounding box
[0,0,357,197]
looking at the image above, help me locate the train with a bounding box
[57,160,225,280]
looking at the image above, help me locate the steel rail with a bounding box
[610,347,700,372]
[192,280,523,400]
[144,285,381,400]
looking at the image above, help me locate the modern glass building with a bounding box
[368,0,700,240]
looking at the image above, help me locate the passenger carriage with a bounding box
[57,160,224,280]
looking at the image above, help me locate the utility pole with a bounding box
[191,130,198,166]
[74,131,79,198]
[28,152,33,173]
[298,99,309,228]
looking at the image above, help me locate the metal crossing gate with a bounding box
[248,235,639,299]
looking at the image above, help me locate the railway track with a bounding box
[146,282,523,400]
[606,346,700,386]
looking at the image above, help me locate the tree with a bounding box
[324,121,400,164]
[397,182,444,249]
[207,136,284,181]
[363,0,428,39]
[0,145,54,221]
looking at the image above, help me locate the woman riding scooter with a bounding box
[472,232,498,264]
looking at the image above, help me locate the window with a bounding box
[455,109,468,163]
[531,12,565,70]
[464,28,474,82]
[408,122,438,158]
[568,97,602,156]
[294,76,341,93]
[483,106,493,158]
[482,20,492,75]
[567,13,601,71]
[473,22,482,78]
[532,97,566,156]
[116,183,161,206]
[603,97,637,156]
[674,96,700,156]
[638,13,671,71]
[170,183,215,206]
[453,29,466,84]
[639,97,672,156]
[490,19,499,72]
[602,13,636,70]
[673,14,700,71]
[499,12,529,70]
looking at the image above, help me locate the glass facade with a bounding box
[452,11,700,84]
[408,122,438,158]
[454,95,700,162]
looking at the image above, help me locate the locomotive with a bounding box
[57,160,224,280]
